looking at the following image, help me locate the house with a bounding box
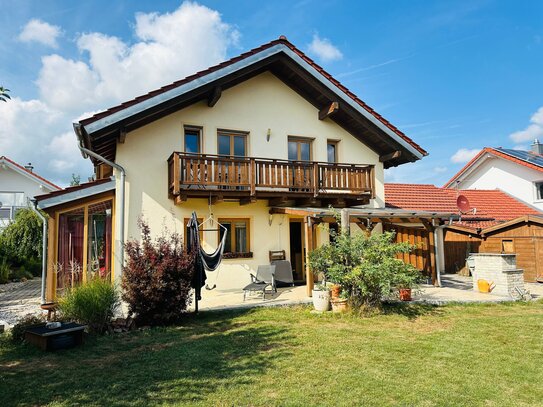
[35,36,456,303]
[0,156,59,229]
[385,183,543,282]
[444,140,543,211]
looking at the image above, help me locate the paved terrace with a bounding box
[1,275,542,326]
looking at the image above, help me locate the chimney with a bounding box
[531,139,543,155]
[24,163,33,172]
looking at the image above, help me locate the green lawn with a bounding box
[1,301,543,406]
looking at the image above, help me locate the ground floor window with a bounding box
[219,218,250,256]
[56,199,113,293]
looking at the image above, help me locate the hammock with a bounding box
[186,211,227,310]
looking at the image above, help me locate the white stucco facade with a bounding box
[452,155,543,211]
[112,72,385,289]
[0,158,58,228]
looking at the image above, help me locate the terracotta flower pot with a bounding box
[331,298,349,313]
[331,284,341,299]
[399,288,412,302]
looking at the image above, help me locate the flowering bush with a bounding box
[122,219,195,325]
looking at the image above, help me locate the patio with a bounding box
[192,274,543,312]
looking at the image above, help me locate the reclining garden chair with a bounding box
[243,265,276,300]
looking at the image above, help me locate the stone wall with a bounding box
[471,253,524,297]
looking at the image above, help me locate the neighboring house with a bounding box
[444,140,543,211]
[0,156,60,229]
[385,183,543,282]
[36,36,455,303]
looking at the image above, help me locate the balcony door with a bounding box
[217,130,248,189]
[288,137,312,190]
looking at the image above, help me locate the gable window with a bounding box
[327,140,339,163]
[184,126,201,154]
[535,182,543,200]
[501,239,514,253]
[219,218,250,255]
[218,130,247,157]
[288,137,312,161]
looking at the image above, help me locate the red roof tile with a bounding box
[0,156,60,190]
[385,183,541,230]
[79,36,427,157]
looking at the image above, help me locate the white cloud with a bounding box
[1,1,240,186]
[509,107,543,143]
[450,148,480,164]
[37,1,239,114]
[18,19,61,48]
[307,34,343,62]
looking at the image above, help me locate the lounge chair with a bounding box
[243,265,276,300]
[270,259,294,287]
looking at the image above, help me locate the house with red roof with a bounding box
[35,36,454,303]
[444,140,543,211]
[0,156,60,229]
[385,183,543,282]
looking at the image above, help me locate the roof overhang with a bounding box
[35,179,115,211]
[77,40,426,168]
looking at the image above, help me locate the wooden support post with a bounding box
[428,227,437,285]
[305,216,315,297]
[172,153,180,196]
[250,158,256,196]
[341,208,350,235]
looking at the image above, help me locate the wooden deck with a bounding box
[168,152,375,206]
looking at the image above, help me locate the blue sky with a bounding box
[1,0,543,186]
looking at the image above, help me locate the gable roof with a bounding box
[444,147,543,188]
[75,36,427,168]
[0,156,60,191]
[385,183,541,230]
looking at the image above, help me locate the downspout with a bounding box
[73,123,126,268]
[30,199,47,304]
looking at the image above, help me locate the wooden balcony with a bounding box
[168,152,375,207]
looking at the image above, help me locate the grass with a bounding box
[1,301,543,406]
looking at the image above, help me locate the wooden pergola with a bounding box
[269,207,458,296]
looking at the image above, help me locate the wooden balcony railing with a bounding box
[168,152,375,201]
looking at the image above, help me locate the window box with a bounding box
[223,252,253,259]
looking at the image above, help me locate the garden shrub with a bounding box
[0,208,43,262]
[0,257,10,284]
[10,314,45,343]
[58,277,119,333]
[308,218,422,309]
[122,219,195,326]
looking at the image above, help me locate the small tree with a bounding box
[308,218,421,309]
[0,208,43,262]
[122,219,195,325]
[70,173,81,186]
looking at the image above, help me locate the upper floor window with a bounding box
[535,181,543,200]
[218,130,247,157]
[184,126,201,154]
[288,137,312,161]
[327,140,338,163]
[0,191,25,207]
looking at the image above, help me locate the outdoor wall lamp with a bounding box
[266,128,271,142]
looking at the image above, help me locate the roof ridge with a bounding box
[79,36,427,157]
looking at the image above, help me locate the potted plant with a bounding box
[312,283,331,312]
[330,283,341,300]
[395,271,419,302]
[330,290,349,313]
